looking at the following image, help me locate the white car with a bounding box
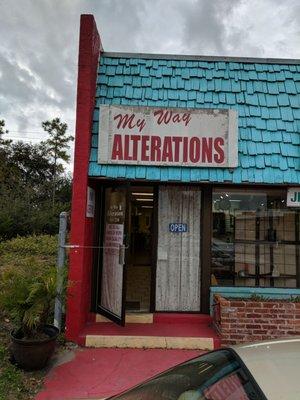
[110,337,300,399]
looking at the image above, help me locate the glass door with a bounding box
[98,185,129,325]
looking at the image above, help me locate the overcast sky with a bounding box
[0,0,299,166]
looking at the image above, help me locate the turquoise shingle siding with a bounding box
[89,55,300,184]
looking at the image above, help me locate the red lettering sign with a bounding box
[111,134,123,160]
[214,137,225,163]
[141,135,150,161]
[111,134,225,165]
[151,136,161,161]
[154,109,192,126]
[99,105,238,168]
[114,113,146,133]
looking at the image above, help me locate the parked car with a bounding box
[109,337,300,399]
[211,238,235,282]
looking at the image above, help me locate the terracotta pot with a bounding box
[10,324,59,370]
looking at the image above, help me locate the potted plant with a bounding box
[0,262,63,370]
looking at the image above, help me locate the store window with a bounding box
[212,188,300,288]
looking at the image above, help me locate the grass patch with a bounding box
[0,235,58,399]
[0,321,45,400]
[0,234,57,270]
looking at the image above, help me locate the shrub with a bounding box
[0,235,67,338]
[0,263,59,337]
[0,234,57,270]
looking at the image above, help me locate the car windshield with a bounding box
[110,349,265,400]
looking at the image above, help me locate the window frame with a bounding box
[211,186,300,289]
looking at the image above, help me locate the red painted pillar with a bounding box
[65,15,102,343]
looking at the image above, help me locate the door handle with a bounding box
[119,244,125,265]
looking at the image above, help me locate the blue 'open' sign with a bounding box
[169,223,188,233]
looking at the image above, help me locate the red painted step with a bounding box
[82,321,218,338]
[80,313,221,349]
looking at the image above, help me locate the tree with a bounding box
[0,120,13,183]
[9,141,52,186]
[41,118,74,207]
[0,119,8,139]
[0,119,72,240]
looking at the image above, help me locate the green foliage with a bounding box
[0,262,61,337]
[0,235,64,337]
[237,294,300,303]
[0,234,57,256]
[0,344,43,400]
[249,294,270,302]
[0,235,61,398]
[0,119,10,144]
[0,235,57,270]
[0,119,72,240]
[42,117,74,167]
[0,120,13,184]
[290,295,300,302]
[41,118,74,208]
[8,141,53,185]
[0,344,27,400]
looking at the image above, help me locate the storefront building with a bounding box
[66,15,300,345]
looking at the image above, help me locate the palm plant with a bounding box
[0,263,64,339]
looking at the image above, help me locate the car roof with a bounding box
[233,337,300,400]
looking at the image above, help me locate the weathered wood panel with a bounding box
[156,186,201,311]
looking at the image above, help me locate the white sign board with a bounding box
[98,105,238,168]
[86,187,95,218]
[287,187,300,207]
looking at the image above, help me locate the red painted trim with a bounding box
[213,337,222,349]
[65,15,102,343]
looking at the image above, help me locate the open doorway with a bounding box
[126,186,154,312]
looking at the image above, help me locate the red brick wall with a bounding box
[213,294,300,345]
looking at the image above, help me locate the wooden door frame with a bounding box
[150,185,158,312]
[90,183,104,313]
[200,185,213,314]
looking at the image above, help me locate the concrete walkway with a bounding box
[36,347,203,400]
